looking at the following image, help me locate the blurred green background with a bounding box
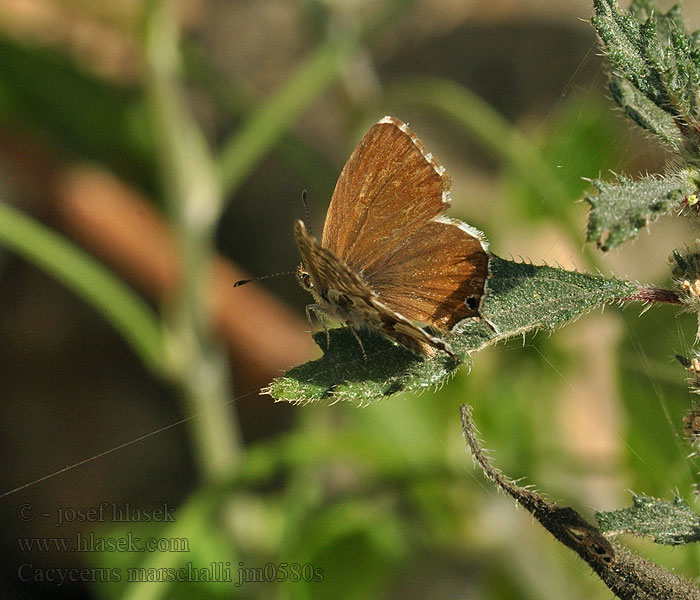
[1,0,699,599]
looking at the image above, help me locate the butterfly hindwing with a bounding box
[363,216,489,329]
[294,220,456,358]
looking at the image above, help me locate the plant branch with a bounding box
[621,287,681,304]
[459,404,700,600]
[143,0,241,481]
[217,0,417,199]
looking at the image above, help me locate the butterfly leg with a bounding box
[305,304,331,349]
[346,324,368,365]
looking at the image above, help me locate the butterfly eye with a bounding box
[296,268,313,290]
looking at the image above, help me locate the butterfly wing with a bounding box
[363,216,489,329]
[322,116,488,330]
[321,116,450,272]
[294,219,367,306]
[294,219,456,358]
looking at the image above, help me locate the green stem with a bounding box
[0,201,164,374]
[144,0,241,482]
[217,0,417,198]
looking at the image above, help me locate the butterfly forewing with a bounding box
[321,116,488,332]
[321,117,450,274]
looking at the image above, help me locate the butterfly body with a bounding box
[294,220,456,357]
[294,116,489,360]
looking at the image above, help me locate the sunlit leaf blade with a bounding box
[608,76,684,151]
[596,494,700,545]
[0,201,164,374]
[585,170,698,251]
[478,256,638,331]
[592,1,700,159]
[267,257,639,404]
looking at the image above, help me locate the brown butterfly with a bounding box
[294,116,489,360]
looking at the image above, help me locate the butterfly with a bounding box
[294,116,489,360]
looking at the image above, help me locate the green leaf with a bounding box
[585,169,699,251]
[596,494,700,545]
[267,256,638,404]
[592,0,700,162]
[593,0,668,110]
[0,201,165,375]
[608,75,684,151]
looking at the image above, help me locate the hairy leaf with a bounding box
[593,0,700,162]
[596,494,700,545]
[267,256,638,404]
[585,169,699,251]
[608,76,684,152]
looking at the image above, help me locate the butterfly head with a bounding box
[296,264,313,292]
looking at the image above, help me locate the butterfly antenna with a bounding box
[302,189,313,237]
[234,270,295,287]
